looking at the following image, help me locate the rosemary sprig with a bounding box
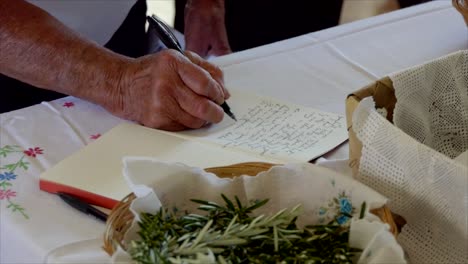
[128,195,361,264]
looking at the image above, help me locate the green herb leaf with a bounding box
[128,194,361,264]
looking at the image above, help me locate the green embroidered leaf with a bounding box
[0,181,13,189]
[5,145,21,150]
[0,145,22,157]
[7,202,29,219]
[7,203,21,211]
[17,207,29,219]
[0,150,8,158]
[3,163,17,171]
[333,198,339,204]
[18,160,29,170]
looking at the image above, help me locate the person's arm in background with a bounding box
[0,0,229,131]
[183,0,231,58]
[453,0,468,24]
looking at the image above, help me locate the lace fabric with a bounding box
[352,50,468,263]
[392,50,468,159]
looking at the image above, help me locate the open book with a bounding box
[40,90,348,209]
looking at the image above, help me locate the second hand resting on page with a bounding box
[0,0,230,131]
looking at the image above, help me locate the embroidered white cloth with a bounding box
[110,159,405,263]
[1,1,467,262]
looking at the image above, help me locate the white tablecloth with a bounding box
[0,1,466,263]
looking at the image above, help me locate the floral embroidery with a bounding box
[0,172,17,181]
[318,183,356,225]
[24,147,44,158]
[90,134,101,140]
[0,145,42,219]
[340,197,353,215]
[336,214,350,225]
[63,102,75,108]
[0,189,17,200]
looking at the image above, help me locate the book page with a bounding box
[175,90,348,162]
[40,89,347,205]
[40,123,281,204]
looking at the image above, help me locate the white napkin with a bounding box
[111,158,405,263]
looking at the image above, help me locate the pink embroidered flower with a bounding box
[24,147,44,158]
[0,189,17,200]
[90,134,101,140]
[63,102,75,108]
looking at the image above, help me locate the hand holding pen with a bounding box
[147,15,236,121]
[111,48,231,131]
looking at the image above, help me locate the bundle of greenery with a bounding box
[128,194,366,264]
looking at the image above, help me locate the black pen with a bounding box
[57,192,108,223]
[147,14,237,121]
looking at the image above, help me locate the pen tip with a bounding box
[230,113,237,121]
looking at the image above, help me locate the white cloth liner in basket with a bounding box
[109,158,406,263]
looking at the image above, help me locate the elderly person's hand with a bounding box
[110,50,230,131]
[183,0,232,58]
[0,0,230,132]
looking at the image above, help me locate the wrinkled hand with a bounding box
[184,0,231,58]
[109,50,230,131]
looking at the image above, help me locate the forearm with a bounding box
[0,0,132,106]
[183,0,230,57]
[0,0,229,130]
[186,0,225,9]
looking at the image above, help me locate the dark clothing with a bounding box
[104,0,148,58]
[1,0,432,113]
[175,0,344,52]
[0,0,148,113]
[175,0,432,52]
[398,0,431,8]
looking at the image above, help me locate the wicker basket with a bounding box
[102,162,398,256]
[454,0,468,25]
[346,77,409,233]
[346,77,396,178]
